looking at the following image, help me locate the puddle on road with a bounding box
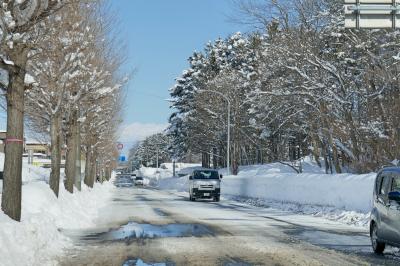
[83,222,215,242]
[123,258,173,266]
[153,208,168,217]
[222,258,253,266]
[122,257,251,266]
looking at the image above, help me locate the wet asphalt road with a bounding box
[59,175,400,266]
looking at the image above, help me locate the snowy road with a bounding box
[59,176,400,266]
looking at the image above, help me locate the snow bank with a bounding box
[146,159,376,227]
[0,153,114,266]
[160,162,201,171]
[140,167,173,179]
[139,163,201,180]
[222,171,375,213]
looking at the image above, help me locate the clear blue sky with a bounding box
[0,0,249,149]
[110,0,249,143]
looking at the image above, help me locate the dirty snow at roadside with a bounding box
[143,158,375,228]
[0,153,115,266]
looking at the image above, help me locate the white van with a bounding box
[188,169,222,202]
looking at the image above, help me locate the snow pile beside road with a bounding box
[149,160,376,227]
[160,162,201,171]
[0,153,115,266]
[222,171,375,213]
[227,196,371,227]
[139,167,173,179]
[157,175,189,192]
[0,181,114,266]
[139,163,201,181]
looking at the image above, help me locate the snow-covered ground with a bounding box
[0,153,115,266]
[142,158,376,228]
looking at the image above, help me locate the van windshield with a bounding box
[193,170,219,180]
[136,177,143,180]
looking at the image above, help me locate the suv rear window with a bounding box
[136,177,143,180]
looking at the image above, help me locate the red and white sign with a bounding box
[117,143,124,150]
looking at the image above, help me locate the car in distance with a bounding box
[370,167,400,254]
[134,176,144,186]
[188,169,222,202]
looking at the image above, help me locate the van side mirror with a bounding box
[220,174,223,179]
[189,176,193,180]
[388,191,400,202]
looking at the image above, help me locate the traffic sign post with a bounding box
[345,0,400,29]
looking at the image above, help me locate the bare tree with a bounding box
[0,0,73,221]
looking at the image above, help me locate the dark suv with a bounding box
[370,167,400,254]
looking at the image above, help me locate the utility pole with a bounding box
[156,147,159,171]
[227,100,230,175]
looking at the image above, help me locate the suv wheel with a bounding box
[371,222,385,254]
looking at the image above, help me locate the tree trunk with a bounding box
[49,113,62,197]
[92,154,97,185]
[75,118,81,191]
[212,147,217,169]
[101,166,105,183]
[64,110,78,193]
[232,142,239,175]
[105,166,111,181]
[321,141,329,174]
[326,131,341,174]
[84,147,93,187]
[311,134,321,168]
[332,144,342,174]
[201,152,210,168]
[345,111,360,161]
[1,54,27,221]
[89,151,97,187]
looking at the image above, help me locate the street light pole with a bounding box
[227,100,230,175]
[197,89,231,175]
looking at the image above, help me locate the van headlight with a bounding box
[213,181,220,188]
[193,181,201,188]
